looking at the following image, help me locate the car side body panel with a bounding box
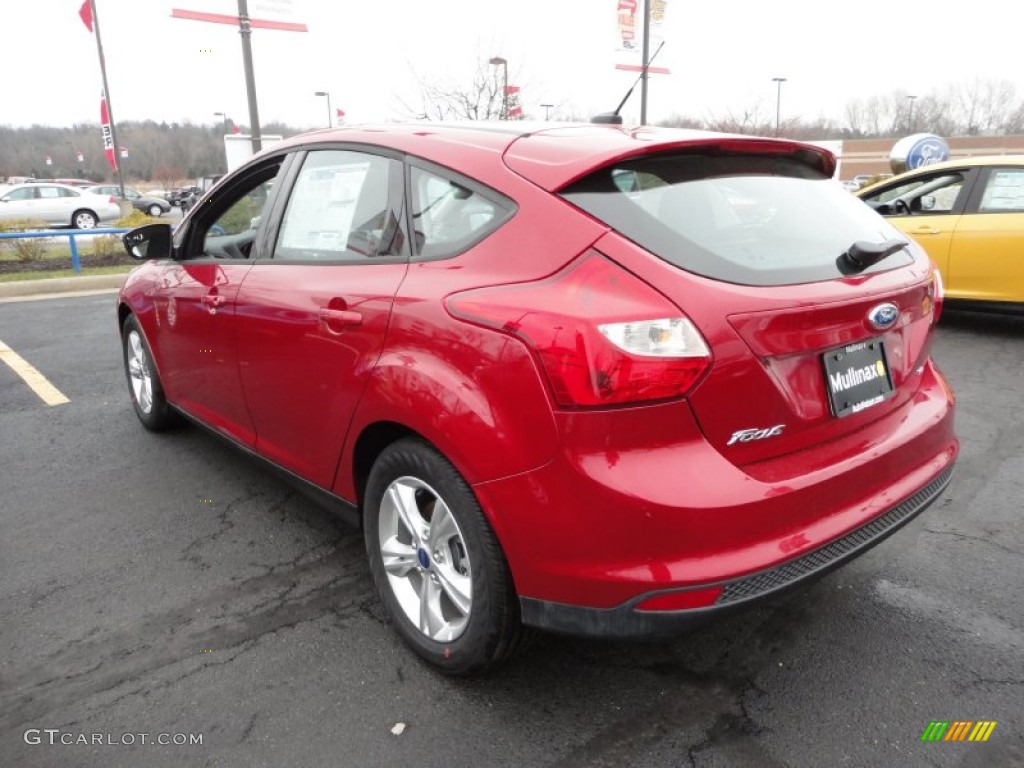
[335,184,608,502]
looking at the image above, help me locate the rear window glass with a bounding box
[561,152,912,286]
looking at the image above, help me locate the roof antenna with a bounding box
[592,41,665,125]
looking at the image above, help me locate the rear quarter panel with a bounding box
[335,171,608,502]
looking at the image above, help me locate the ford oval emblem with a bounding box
[868,302,900,330]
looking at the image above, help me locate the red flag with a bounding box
[336,108,345,118]
[508,106,523,118]
[503,85,520,95]
[79,0,94,32]
[100,95,118,172]
[231,122,240,134]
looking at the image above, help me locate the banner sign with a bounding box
[171,0,308,31]
[100,95,118,172]
[615,0,670,73]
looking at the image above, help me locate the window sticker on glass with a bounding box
[280,163,370,251]
[980,170,1024,212]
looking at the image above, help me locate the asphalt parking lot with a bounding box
[0,293,1021,768]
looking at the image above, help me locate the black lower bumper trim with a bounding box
[520,465,954,639]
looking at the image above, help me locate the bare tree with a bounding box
[912,94,958,138]
[395,52,543,122]
[657,113,704,130]
[400,59,510,122]
[949,78,1017,135]
[705,104,772,135]
[152,163,185,190]
[1003,100,1024,135]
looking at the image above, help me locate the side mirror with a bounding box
[123,223,172,260]
[920,194,936,211]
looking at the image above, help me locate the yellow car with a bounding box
[857,156,1024,311]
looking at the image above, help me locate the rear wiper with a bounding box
[839,239,908,272]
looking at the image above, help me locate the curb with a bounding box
[0,274,126,300]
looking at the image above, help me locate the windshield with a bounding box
[561,152,912,286]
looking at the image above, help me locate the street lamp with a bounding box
[489,56,508,120]
[213,111,230,132]
[540,103,554,121]
[772,77,786,137]
[314,91,332,128]
[907,95,917,132]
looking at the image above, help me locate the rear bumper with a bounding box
[519,465,953,638]
[474,358,957,624]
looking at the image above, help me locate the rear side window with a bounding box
[979,168,1024,212]
[410,166,514,259]
[561,152,912,286]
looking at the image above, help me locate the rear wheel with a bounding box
[73,210,97,229]
[364,438,529,675]
[121,314,176,431]
[147,203,163,217]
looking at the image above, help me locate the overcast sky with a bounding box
[2,0,1022,132]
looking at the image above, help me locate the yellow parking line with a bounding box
[0,338,69,406]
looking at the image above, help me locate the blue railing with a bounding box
[0,228,131,273]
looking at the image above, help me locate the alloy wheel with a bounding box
[378,476,472,642]
[126,330,153,414]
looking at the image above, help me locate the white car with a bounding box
[0,182,122,228]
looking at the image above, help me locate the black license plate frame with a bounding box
[823,338,894,418]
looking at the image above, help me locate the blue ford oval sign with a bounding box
[890,133,951,174]
[868,303,900,330]
[906,136,949,169]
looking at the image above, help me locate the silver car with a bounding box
[0,182,122,229]
[84,185,171,217]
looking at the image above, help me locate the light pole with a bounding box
[489,56,508,120]
[772,77,786,137]
[314,91,332,128]
[907,94,917,132]
[540,103,554,121]
[213,111,230,133]
[237,0,262,153]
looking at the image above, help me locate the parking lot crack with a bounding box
[239,709,259,744]
[923,527,1023,556]
[0,571,363,732]
[29,580,71,609]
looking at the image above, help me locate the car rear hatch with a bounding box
[510,132,941,468]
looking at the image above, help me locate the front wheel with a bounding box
[364,438,529,675]
[148,204,163,217]
[121,314,177,431]
[73,209,97,229]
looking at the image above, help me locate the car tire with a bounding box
[121,314,177,431]
[364,438,530,675]
[148,204,163,217]
[72,210,98,229]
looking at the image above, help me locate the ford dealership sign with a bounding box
[890,133,951,174]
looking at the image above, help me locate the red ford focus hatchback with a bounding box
[118,123,957,674]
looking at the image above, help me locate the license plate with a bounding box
[823,339,894,418]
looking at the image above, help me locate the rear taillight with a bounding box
[108,195,117,204]
[446,251,711,407]
[929,268,944,323]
